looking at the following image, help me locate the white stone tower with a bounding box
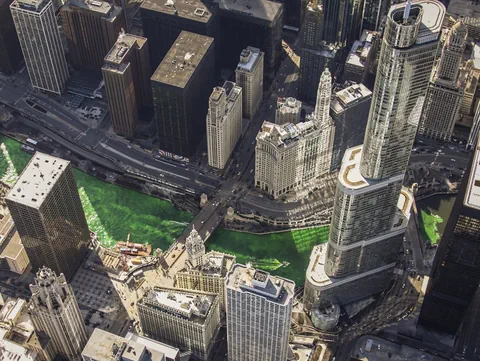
[186,227,205,268]
[314,68,332,124]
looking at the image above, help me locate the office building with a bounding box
[362,0,389,31]
[418,21,467,140]
[140,0,218,71]
[467,102,480,149]
[0,297,55,361]
[185,227,205,268]
[459,60,479,121]
[235,47,264,120]
[322,0,363,46]
[279,0,305,29]
[304,0,444,310]
[29,267,89,361]
[6,153,90,281]
[344,30,380,84]
[61,0,125,70]
[137,287,220,360]
[275,97,302,125]
[218,0,283,78]
[10,0,69,95]
[103,31,152,137]
[419,137,480,335]
[81,329,182,361]
[175,249,236,311]
[0,0,22,74]
[151,31,215,157]
[206,81,242,169]
[330,83,372,170]
[0,212,30,274]
[225,264,294,361]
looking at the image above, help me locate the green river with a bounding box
[0,135,328,284]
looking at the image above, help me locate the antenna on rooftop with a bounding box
[403,0,411,22]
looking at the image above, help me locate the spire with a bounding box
[314,68,332,124]
[403,0,412,22]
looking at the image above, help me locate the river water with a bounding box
[416,194,456,242]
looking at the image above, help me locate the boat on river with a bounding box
[114,233,151,257]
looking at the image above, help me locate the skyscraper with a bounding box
[206,81,243,169]
[418,21,467,140]
[151,31,215,157]
[225,264,294,361]
[275,97,302,125]
[304,0,445,310]
[10,0,69,95]
[0,0,22,74]
[235,47,264,120]
[185,227,205,268]
[29,267,89,361]
[362,0,390,31]
[61,0,125,70]
[103,31,152,137]
[419,137,480,334]
[322,0,363,46]
[6,153,90,281]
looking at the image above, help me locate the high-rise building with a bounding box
[5,152,90,281]
[217,0,283,78]
[235,47,264,120]
[103,31,152,137]
[61,0,125,70]
[81,329,182,361]
[330,83,372,170]
[29,267,89,361]
[362,0,390,31]
[418,21,467,140]
[0,0,22,74]
[322,0,363,46]
[10,0,69,95]
[344,30,380,84]
[225,264,294,361]
[175,249,236,311]
[185,227,205,268]
[304,0,444,310]
[467,102,480,149]
[275,97,302,125]
[151,31,215,157]
[206,81,242,169]
[0,212,30,274]
[137,287,220,360]
[140,0,218,71]
[419,137,480,334]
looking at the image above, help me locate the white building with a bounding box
[235,47,264,119]
[0,213,30,274]
[10,0,69,94]
[206,81,243,169]
[137,287,220,360]
[185,227,205,268]
[275,97,302,125]
[29,267,89,361]
[225,264,294,361]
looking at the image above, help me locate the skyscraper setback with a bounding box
[304,0,445,310]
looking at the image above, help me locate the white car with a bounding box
[451,158,456,162]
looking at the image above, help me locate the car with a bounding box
[451,158,456,162]
[236,164,239,168]
[378,345,381,350]
[252,140,255,145]
[250,169,254,174]
[402,284,406,289]
[269,105,273,109]
[127,145,131,149]
[238,172,241,176]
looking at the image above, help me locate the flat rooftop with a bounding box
[236,47,262,73]
[6,152,70,209]
[105,33,147,66]
[63,0,117,17]
[345,31,377,69]
[0,213,24,261]
[151,31,214,89]
[82,329,166,361]
[141,0,214,23]
[11,0,48,12]
[125,332,180,361]
[256,120,319,149]
[140,287,216,323]
[226,264,294,305]
[331,83,372,113]
[465,137,480,210]
[448,0,480,19]
[218,0,283,22]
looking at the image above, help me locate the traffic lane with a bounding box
[410,153,468,168]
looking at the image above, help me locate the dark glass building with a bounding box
[151,31,216,157]
[322,0,363,46]
[0,0,23,74]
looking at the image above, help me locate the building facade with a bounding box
[330,83,372,170]
[29,267,89,361]
[206,81,242,169]
[0,212,30,274]
[225,264,294,361]
[419,137,480,334]
[418,21,467,140]
[235,47,264,120]
[10,0,69,94]
[61,0,125,70]
[137,287,220,360]
[304,0,444,310]
[6,153,90,281]
[275,97,302,125]
[0,0,23,74]
[344,30,380,84]
[103,31,152,137]
[151,31,216,157]
[361,0,389,31]
[322,0,363,46]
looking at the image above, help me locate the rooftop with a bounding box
[345,30,378,69]
[331,83,372,114]
[180,251,236,277]
[151,31,214,89]
[63,0,117,17]
[256,120,320,149]
[236,47,263,73]
[0,213,24,264]
[6,152,70,209]
[10,0,48,12]
[81,329,166,361]
[139,287,217,324]
[218,0,283,22]
[125,332,180,361]
[225,264,295,305]
[447,0,480,19]
[464,137,480,210]
[141,0,214,23]
[104,32,147,66]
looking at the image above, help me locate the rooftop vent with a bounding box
[194,7,206,16]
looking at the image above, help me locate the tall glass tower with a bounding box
[304,0,445,311]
